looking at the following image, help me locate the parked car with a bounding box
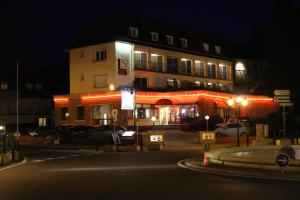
[215,122,249,137]
[215,116,252,129]
[87,125,130,144]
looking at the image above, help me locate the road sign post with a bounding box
[275,153,290,174]
[274,90,293,138]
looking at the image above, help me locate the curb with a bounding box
[0,157,27,172]
[178,158,300,182]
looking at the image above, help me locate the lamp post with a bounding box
[205,115,209,131]
[151,116,156,133]
[227,96,248,147]
[0,125,6,153]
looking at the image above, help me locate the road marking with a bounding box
[177,160,300,182]
[0,158,27,172]
[48,164,178,172]
[29,152,97,163]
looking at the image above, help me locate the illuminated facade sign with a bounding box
[121,90,135,110]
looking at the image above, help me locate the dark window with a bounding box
[77,106,85,120]
[129,27,138,38]
[95,50,107,61]
[61,107,69,120]
[167,57,178,73]
[134,78,147,89]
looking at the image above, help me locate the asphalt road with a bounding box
[1,149,300,200]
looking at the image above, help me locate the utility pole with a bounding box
[16,60,19,135]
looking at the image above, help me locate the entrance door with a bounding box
[159,106,170,125]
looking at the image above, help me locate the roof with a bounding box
[68,10,233,60]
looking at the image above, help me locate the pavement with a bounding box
[179,156,300,182]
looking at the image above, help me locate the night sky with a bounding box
[2,0,300,66]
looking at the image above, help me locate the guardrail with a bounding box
[0,133,17,154]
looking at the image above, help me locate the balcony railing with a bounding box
[134,62,232,81]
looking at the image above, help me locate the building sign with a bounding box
[200,131,216,144]
[115,42,133,76]
[150,135,164,142]
[121,90,135,110]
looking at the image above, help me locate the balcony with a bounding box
[134,62,232,81]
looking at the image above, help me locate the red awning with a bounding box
[214,100,228,108]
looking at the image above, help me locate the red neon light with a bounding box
[80,90,274,102]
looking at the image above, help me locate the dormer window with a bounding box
[181,38,188,47]
[150,32,158,42]
[129,27,138,38]
[215,46,221,54]
[166,35,174,45]
[203,43,210,52]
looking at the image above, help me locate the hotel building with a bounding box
[54,11,277,127]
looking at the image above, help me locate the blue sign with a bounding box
[275,153,290,167]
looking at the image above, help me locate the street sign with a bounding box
[274,90,290,96]
[275,153,290,168]
[278,102,293,107]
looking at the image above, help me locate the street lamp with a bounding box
[205,115,209,131]
[227,96,248,146]
[151,116,156,133]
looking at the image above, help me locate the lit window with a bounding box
[60,107,69,120]
[180,59,191,75]
[0,82,8,90]
[151,54,163,71]
[150,32,158,42]
[219,64,227,80]
[92,105,102,120]
[76,106,85,120]
[166,35,174,45]
[215,46,221,54]
[94,49,107,62]
[207,63,216,78]
[39,118,47,127]
[134,51,147,70]
[181,38,188,47]
[203,43,210,52]
[235,62,246,81]
[93,75,107,88]
[194,61,205,77]
[129,27,138,38]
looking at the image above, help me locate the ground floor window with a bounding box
[76,106,85,120]
[60,107,69,120]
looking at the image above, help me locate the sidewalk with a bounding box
[180,157,300,181]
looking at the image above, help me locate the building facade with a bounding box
[54,11,277,127]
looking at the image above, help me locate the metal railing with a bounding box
[0,133,16,154]
[134,62,232,81]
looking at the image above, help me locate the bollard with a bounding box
[203,151,209,166]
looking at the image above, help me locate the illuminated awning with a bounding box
[214,100,228,108]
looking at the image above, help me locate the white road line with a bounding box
[177,160,300,182]
[0,158,27,172]
[48,164,178,172]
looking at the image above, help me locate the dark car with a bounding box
[87,125,130,145]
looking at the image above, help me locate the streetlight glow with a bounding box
[205,115,209,120]
[241,99,248,107]
[151,116,156,122]
[227,99,234,106]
